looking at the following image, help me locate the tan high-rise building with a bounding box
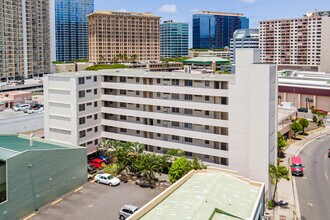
[0,0,52,80]
[260,12,330,72]
[88,11,161,63]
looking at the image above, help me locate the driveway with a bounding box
[295,134,330,220]
[32,181,162,220]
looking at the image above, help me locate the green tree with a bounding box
[277,132,286,158]
[130,54,138,63]
[269,164,290,202]
[291,121,302,138]
[168,156,192,183]
[191,156,207,170]
[97,139,122,158]
[136,154,163,183]
[103,163,120,176]
[298,118,309,134]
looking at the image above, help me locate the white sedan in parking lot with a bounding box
[94,173,120,186]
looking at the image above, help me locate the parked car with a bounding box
[97,155,110,164]
[328,149,330,158]
[94,173,120,186]
[24,104,43,113]
[13,104,30,111]
[88,158,105,168]
[291,156,304,176]
[118,204,139,220]
[27,107,44,114]
[297,107,308,113]
[87,164,97,174]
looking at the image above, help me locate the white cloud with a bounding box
[241,0,257,3]
[157,4,177,13]
[114,8,128,12]
[189,8,201,13]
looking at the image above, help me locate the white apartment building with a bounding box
[44,49,276,188]
[259,12,330,72]
[230,29,259,63]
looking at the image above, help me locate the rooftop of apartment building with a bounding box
[132,168,264,220]
[260,11,329,23]
[197,11,244,17]
[278,70,330,90]
[162,20,188,24]
[233,29,259,39]
[0,135,80,156]
[87,10,160,18]
[51,69,235,81]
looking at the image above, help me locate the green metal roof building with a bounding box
[0,135,87,220]
[132,169,265,220]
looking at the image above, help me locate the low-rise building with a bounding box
[44,49,276,191]
[188,50,231,60]
[0,135,86,220]
[130,168,265,220]
[278,70,330,111]
[0,91,32,110]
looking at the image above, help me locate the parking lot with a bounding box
[32,181,162,220]
[0,108,25,119]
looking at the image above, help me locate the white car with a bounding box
[94,173,120,186]
[27,107,44,114]
[13,104,30,111]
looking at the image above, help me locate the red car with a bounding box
[88,158,104,168]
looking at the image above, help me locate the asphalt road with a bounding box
[296,134,330,220]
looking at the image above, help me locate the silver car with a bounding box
[118,204,139,220]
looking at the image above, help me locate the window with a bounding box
[86,76,92,80]
[86,89,92,93]
[157,133,161,137]
[79,117,85,125]
[172,135,180,141]
[136,104,140,108]
[184,80,193,86]
[87,128,92,132]
[79,130,86,138]
[205,155,210,159]
[120,90,126,95]
[136,78,140,83]
[120,128,127,133]
[157,120,161,124]
[94,127,98,132]
[172,121,180,127]
[120,76,126,82]
[220,157,228,166]
[184,123,192,129]
[157,106,161,111]
[221,143,228,151]
[86,102,92,106]
[205,96,209,101]
[120,103,127,108]
[78,77,85,85]
[79,104,85,111]
[136,130,140,134]
[157,78,161,84]
[205,111,209,116]
[157,92,161,97]
[94,101,98,107]
[120,115,127,120]
[221,97,228,105]
[184,94,193,100]
[136,117,140,121]
[185,151,193,156]
[172,93,179,100]
[94,76,97,82]
[172,79,179,85]
[172,107,179,113]
[94,139,99,145]
[78,91,85,98]
[94,114,98,120]
[185,137,193,143]
[205,81,209,87]
[205,140,210,144]
[184,109,192,115]
[136,91,140,95]
[157,147,161,151]
[94,89,97,95]
[87,115,92,119]
[205,125,209,130]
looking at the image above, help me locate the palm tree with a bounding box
[97,139,122,159]
[136,154,161,183]
[269,164,290,202]
[130,54,138,63]
[165,148,184,163]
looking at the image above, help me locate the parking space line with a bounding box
[23,213,36,220]
[325,172,328,180]
[52,198,63,205]
[325,154,327,160]
[74,186,83,192]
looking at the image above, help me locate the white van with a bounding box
[13,104,30,111]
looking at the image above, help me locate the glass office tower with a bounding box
[193,11,249,49]
[160,20,189,58]
[55,0,94,62]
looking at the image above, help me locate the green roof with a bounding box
[140,173,262,220]
[183,56,230,65]
[0,136,75,160]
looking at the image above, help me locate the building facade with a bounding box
[0,0,52,80]
[193,11,249,49]
[88,11,160,63]
[278,70,330,112]
[230,29,259,63]
[259,12,330,72]
[44,49,276,189]
[55,0,94,62]
[188,49,231,60]
[160,20,189,58]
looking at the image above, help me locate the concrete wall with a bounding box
[0,147,86,220]
[0,113,44,134]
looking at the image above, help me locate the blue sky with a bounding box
[94,0,329,46]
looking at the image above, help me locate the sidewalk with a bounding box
[274,126,330,220]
